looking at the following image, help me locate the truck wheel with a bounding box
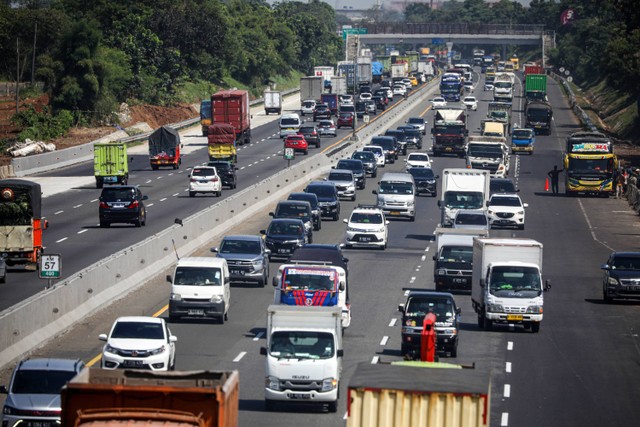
[265,110,269,115]
[477,314,484,328]
[531,323,540,333]
[95,177,103,189]
[189,191,195,197]
[316,141,321,148]
[483,314,493,331]
[151,165,159,171]
[265,400,277,412]
[450,344,458,358]
[327,401,338,413]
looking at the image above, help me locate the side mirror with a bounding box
[187,174,191,178]
[435,175,440,179]
[337,349,344,357]
[142,195,149,201]
[456,307,461,314]
[260,347,267,356]
[339,282,345,291]
[169,335,178,343]
[268,212,274,217]
[398,303,405,313]
[264,248,271,255]
[385,220,390,225]
[343,218,348,224]
[372,190,377,195]
[210,247,219,253]
[98,333,108,342]
[260,230,266,235]
[433,255,436,261]
[166,274,172,283]
[0,385,8,394]
[479,278,485,288]
[544,280,551,291]
[43,220,49,230]
[272,276,278,287]
[437,200,442,207]
[523,203,529,208]
[601,264,610,270]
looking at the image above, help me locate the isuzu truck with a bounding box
[437,168,490,227]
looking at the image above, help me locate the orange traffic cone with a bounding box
[544,177,550,192]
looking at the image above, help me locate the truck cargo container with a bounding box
[391,63,406,79]
[371,61,383,83]
[263,90,282,115]
[331,76,347,95]
[523,64,543,77]
[321,93,339,115]
[376,55,391,76]
[472,238,549,332]
[300,76,323,103]
[524,74,548,104]
[94,142,128,188]
[493,73,514,103]
[347,362,490,427]
[60,368,239,427]
[356,58,372,86]
[437,168,490,227]
[338,62,355,89]
[211,89,251,146]
[313,66,334,89]
[149,126,181,170]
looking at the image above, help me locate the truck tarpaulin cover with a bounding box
[208,124,236,145]
[0,179,42,223]
[149,126,180,156]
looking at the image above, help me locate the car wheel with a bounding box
[351,194,356,201]
[217,190,222,197]
[603,288,612,303]
[409,215,415,222]
[372,171,377,178]
[308,233,313,244]
[219,314,225,325]
[134,216,142,227]
[518,224,525,230]
[333,212,339,221]
[316,141,321,148]
[189,191,195,197]
[531,323,540,333]
[100,221,109,228]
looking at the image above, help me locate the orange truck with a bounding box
[61,368,239,427]
[0,179,47,270]
[149,126,182,170]
[211,90,251,146]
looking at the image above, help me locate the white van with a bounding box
[373,172,416,221]
[279,113,302,138]
[167,257,230,323]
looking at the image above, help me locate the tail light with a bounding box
[99,202,109,209]
[212,177,219,182]
[128,200,139,209]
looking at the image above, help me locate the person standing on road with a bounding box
[615,170,627,198]
[547,165,564,194]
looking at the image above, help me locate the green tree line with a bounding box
[0,0,343,122]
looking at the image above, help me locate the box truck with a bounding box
[437,168,490,227]
[300,76,323,102]
[471,238,550,333]
[211,89,251,146]
[263,90,282,115]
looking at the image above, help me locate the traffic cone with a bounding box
[544,177,550,192]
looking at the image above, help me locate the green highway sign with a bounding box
[343,28,367,41]
[39,254,62,279]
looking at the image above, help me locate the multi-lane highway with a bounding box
[2,71,640,427]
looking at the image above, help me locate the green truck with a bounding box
[93,143,128,188]
[525,74,548,103]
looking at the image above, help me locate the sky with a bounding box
[273,1,533,9]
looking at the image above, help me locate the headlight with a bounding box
[526,305,543,314]
[375,227,386,233]
[436,269,446,275]
[517,210,524,215]
[321,377,337,392]
[440,328,458,336]
[252,259,263,269]
[408,200,415,208]
[607,277,620,286]
[487,303,504,313]
[346,227,359,233]
[211,295,223,303]
[3,405,16,415]
[488,210,495,215]
[266,376,281,391]
[105,344,118,354]
[149,345,166,355]
[170,293,182,301]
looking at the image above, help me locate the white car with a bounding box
[405,152,432,169]
[463,96,478,110]
[339,94,353,106]
[452,209,489,232]
[402,78,413,89]
[188,166,222,197]
[343,205,389,249]
[484,81,494,91]
[359,92,372,101]
[381,86,393,98]
[487,193,527,230]
[326,169,356,201]
[362,145,386,167]
[99,316,177,371]
[431,97,447,109]
[393,85,406,96]
[300,99,316,116]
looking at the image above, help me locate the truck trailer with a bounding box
[94,142,128,188]
[211,89,251,146]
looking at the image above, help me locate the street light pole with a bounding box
[352,35,359,141]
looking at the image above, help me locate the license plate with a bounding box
[122,360,145,367]
[507,314,523,321]
[359,236,372,242]
[230,270,244,275]
[29,422,53,427]
[188,309,205,316]
[288,393,311,400]
[113,203,125,208]
[453,278,467,284]
[104,176,117,183]
[278,249,290,254]
[390,211,401,216]
[445,148,452,151]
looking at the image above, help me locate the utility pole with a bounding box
[31,21,38,85]
[16,38,20,114]
[351,35,359,141]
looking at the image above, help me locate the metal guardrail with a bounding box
[551,71,597,132]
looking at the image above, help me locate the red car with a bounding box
[337,112,355,129]
[284,134,309,155]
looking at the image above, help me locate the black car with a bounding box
[304,181,340,221]
[313,103,331,121]
[398,290,461,358]
[489,178,518,195]
[0,255,6,283]
[355,101,367,118]
[288,192,322,231]
[408,167,438,197]
[351,151,377,178]
[98,185,148,228]
[371,95,387,111]
[336,159,366,189]
[359,85,372,94]
[601,252,640,302]
[269,200,314,243]
[211,235,270,287]
[207,160,237,189]
[298,125,321,148]
[396,126,423,149]
[384,129,408,155]
[371,136,397,163]
[260,218,307,261]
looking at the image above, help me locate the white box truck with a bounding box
[263,90,282,115]
[260,305,343,412]
[471,238,550,333]
[331,75,347,95]
[300,76,323,102]
[437,168,490,227]
[391,63,406,79]
[433,227,488,292]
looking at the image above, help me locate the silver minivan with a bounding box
[372,172,416,221]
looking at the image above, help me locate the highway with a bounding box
[2,71,640,427]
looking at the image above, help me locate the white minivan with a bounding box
[279,113,302,138]
[167,257,230,323]
[373,172,416,221]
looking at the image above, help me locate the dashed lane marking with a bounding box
[77,230,87,234]
[56,237,68,243]
[90,199,98,203]
[504,384,511,398]
[54,210,64,215]
[388,318,397,327]
[371,356,379,364]
[507,341,513,350]
[160,198,167,202]
[501,412,509,426]
[506,362,512,373]
[253,332,263,341]
[233,352,246,362]
[380,336,389,346]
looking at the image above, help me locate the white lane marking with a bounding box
[56,237,68,243]
[507,341,513,351]
[577,198,614,251]
[343,412,348,420]
[260,158,265,162]
[90,199,98,203]
[415,267,420,272]
[371,356,379,364]
[233,352,246,362]
[504,384,511,398]
[54,210,64,215]
[388,318,397,327]
[421,255,426,261]
[77,229,87,234]
[404,289,410,296]
[240,166,246,170]
[501,412,509,426]
[146,179,152,183]
[156,176,163,180]
[168,173,174,176]
[380,336,389,346]
[253,332,264,341]
[266,156,271,160]
[172,193,179,197]
[261,138,266,142]
[160,198,167,202]
[409,277,416,284]
[506,362,512,373]
[147,203,154,207]
[425,246,430,252]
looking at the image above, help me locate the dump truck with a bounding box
[347,362,491,427]
[211,89,251,146]
[149,125,182,170]
[487,101,512,133]
[431,108,468,157]
[208,123,237,163]
[263,90,282,115]
[61,368,239,427]
[94,142,128,188]
[0,179,47,270]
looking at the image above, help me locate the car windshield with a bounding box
[490,197,521,207]
[102,188,135,201]
[362,147,382,156]
[269,331,334,359]
[281,118,299,126]
[302,102,314,108]
[268,222,303,236]
[610,257,640,270]
[513,130,533,139]
[490,181,516,193]
[220,239,261,255]
[192,168,215,177]
[439,246,472,263]
[174,267,222,286]
[351,212,383,224]
[339,113,352,119]
[408,154,430,162]
[111,321,165,340]
[319,121,333,127]
[299,127,315,133]
[353,152,374,161]
[455,213,487,225]
[329,173,352,182]
[282,268,336,291]
[12,370,77,394]
[277,204,310,219]
[373,139,394,150]
[289,195,317,208]
[208,162,229,171]
[306,185,334,198]
[409,168,435,178]
[490,266,541,297]
[443,191,484,209]
[405,297,455,322]
[379,182,413,195]
[337,161,360,171]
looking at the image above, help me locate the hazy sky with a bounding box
[277,1,532,9]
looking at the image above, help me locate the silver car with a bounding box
[325,169,356,201]
[211,235,270,287]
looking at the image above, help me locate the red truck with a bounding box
[211,90,251,146]
[149,126,182,170]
